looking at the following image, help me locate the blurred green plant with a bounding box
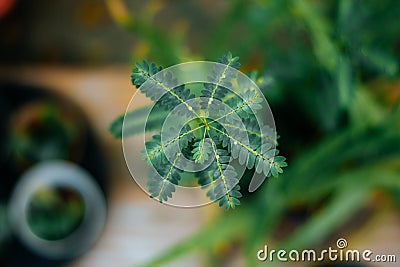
[107,0,400,266]
[8,102,82,166]
[27,187,85,241]
[0,204,10,256]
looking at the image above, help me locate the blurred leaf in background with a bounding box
[106,0,400,266]
[0,204,10,251]
[27,187,86,241]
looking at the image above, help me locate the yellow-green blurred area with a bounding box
[0,0,400,267]
[27,186,86,241]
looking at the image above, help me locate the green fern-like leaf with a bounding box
[201,52,241,108]
[148,152,182,202]
[209,143,242,210]
[131,60,163,88]
[192,139,212,164]
[132,60,196,113]
[112,52,287,210]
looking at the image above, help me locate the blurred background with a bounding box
[0,0,399,266]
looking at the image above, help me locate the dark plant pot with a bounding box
[0,82,108,267]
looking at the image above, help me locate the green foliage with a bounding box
[139,104,400,267]
[109,105,167,138]
[0,204,9,252]
[147,151,182,202]
[27,188,85,241]
[202,144,242,210]
[111,53,287,210]
[106,1,400,266]
[200,53,240,108]
[192,139,212,164]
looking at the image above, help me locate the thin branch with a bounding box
[195,128,208,162]
[209,139,233,206]
[220,122,277,144]
[155,152,181,201]
[209,125,280,168]
[209,93,260,125]
[147,124,205,160]
[139,69,202,119]
[207,58,236,109]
